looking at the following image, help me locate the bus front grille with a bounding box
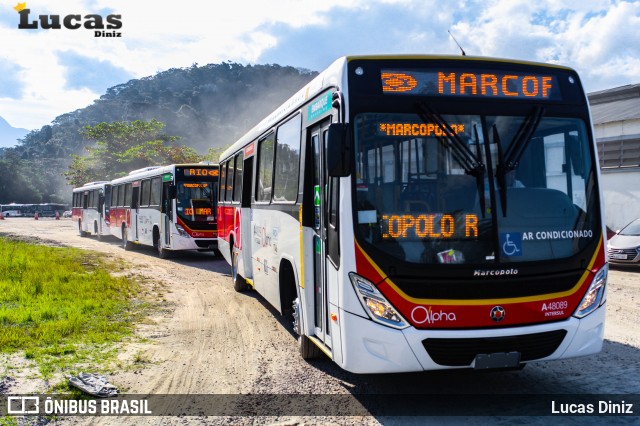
[422,330,567,366]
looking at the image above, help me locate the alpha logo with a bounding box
[14,2,123,37]
[490,306,506,322]
[410,306,457,325]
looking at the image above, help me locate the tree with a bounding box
[64,119,203,187]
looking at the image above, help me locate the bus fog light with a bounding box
[574,265,607,318]
[349,273,409,329]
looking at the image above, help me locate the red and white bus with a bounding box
[217,55,607,373]
[109,163,219,257]
[72,181,112,238]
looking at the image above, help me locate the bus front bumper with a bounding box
[337,303,605,374]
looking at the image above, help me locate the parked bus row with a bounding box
[0,203,67,218]
[70,55,608,375]
[215,55,608,373]
[71,163,219,258]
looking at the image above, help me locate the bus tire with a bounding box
[79,220,88,237]
[300,335,324,359]
[122,226,133,250]
[231,247,248,292]
[157,241,171,259]
[292,297,323,359]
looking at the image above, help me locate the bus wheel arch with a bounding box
[280,259,323,360]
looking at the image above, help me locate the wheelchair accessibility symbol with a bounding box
[500,232,522,257]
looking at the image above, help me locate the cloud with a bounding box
[257,1,461,70]
[451,0,640,91]
[0,61,25,99]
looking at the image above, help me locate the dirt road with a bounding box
[1,218,639,425]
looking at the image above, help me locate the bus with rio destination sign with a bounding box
[217,55,607,373]
[108,163,219,258]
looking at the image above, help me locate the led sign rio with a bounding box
[381,69,560,100]
[183,168,219,177]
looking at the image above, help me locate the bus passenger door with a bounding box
[131,184,140,241]
[239,155,254,280]
[309,121,332,346]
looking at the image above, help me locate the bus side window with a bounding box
[150,178,161,206]
[256,133,275,203]
[219,162,227,203]
[233,152,244,203]
[273,114,301,203]
[140,180,151,207]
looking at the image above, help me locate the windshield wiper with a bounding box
[495,106,545,216]
[472,124,486,217]
[417,103,485,177]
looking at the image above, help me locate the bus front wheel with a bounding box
[231,246,248,292]
[292,297,323,359]
[122,226,133,250]
[155,230,171,259]
[79,220,88,237]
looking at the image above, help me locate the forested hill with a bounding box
[17,62,318,157]
[0,63,317,204]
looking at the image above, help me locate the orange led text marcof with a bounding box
[438,72,553,98]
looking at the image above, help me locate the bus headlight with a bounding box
[573,265,607,318]
[175,224,190,238]
[349,273,409,329]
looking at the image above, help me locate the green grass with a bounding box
[0,236,146,378]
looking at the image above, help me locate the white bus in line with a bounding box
[108,164,219,258]
[72,181,112,239]
[217,55,607,373]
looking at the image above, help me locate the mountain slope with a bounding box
[14,62,318,158]
[0,116,28,148]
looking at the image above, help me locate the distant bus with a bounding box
[217,55,607,373]
[0,203,26,217]
[108,164,219,257]
[1,203,67,218]
[71,181,112,238]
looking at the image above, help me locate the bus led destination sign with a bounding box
[381,69,560,100]
[382,213,478,239]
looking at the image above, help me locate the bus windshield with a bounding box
[176,181,217,222]
[353,112,599,265]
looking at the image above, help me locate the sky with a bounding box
[0,0,639,132]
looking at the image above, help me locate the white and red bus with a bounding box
[72,181,112,238]
[217,55,607,373]
[109,163,219,257]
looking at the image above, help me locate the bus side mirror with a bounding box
[327,123,352,177]
[168,185,177,200]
